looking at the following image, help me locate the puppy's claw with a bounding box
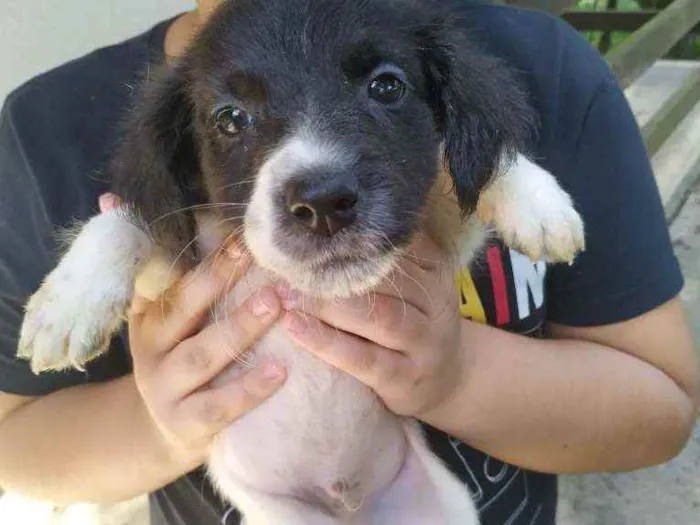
[18,270,129,375]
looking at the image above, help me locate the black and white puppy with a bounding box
[18,0,584,523]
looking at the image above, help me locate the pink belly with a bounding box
[207,267,406,504]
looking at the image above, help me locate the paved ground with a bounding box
[557,181,700,525]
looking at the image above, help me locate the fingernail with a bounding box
[261,361,284,380]
[99,193,118,212]
[275,284,301,309]
[244,362,285,395]
[285,311,308,334]
[226,242,245,260]
[251,288,277,317]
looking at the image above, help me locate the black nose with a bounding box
[284,179,358,236]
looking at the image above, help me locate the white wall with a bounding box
[0,0,195,103]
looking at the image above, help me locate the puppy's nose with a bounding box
[284,179,358,236]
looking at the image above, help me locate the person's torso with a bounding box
[4,2,587,523]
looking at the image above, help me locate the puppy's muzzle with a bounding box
[282,168,359,237]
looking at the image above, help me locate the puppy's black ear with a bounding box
[110,64,201,267]
[419,18,537,215]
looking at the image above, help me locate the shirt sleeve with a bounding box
[0,95,130,396]
[545,76,684,327]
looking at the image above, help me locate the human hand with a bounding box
[99,193,287,467]
[279,236,466,420]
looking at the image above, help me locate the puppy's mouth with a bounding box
[309,254,368,272]
[244,226,400,300]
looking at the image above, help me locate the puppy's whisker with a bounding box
[158,216,245,329]
[215,178,257,193]
[385,269,408,322]
[394,264,435,315]
[148,203,248,226]
[363,288,377,320]
[211,225,257,368]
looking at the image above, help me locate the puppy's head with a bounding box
[112,0,535,298]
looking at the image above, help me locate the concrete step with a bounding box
[625,59,700,217]
[559,70,700,525]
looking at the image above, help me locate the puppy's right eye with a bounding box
[368,74,406,105]
[214,106,255,136]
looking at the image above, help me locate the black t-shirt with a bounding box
[0,2,683,525]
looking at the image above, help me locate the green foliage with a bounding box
[575,0,700,58]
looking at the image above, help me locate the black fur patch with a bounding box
[109,0,537,265]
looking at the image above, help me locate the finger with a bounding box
[373,263,435,315]
[279,290,427,351]
[177,358,286,439]
[99,193,121,213]
[159,287,282,398]
[402,234,446,271]
[376,260,458,318]
[129,294,152,318]
[139,250,252,354]
[284,311,409,390]
[377,236,458,314]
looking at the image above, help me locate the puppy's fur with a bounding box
[18,1,584,523]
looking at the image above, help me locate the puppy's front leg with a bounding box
[17,208,154,374]
[477,154,585,264]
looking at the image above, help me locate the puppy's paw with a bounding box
[17,266,130,374]
[478,155,585,264]
[17,209,152,374]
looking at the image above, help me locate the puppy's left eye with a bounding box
[215,106,255,136]
[368,74,406,104]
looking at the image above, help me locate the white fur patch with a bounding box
[477,153,585,264]
[17,209,152,373]
[243,127,392,298]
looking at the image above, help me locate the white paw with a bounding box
[17,269,130,374]
[478,155,585,264]
[17,209,152,374]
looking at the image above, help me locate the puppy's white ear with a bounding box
[17,209,153,374]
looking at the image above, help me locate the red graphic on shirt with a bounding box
[486,246,511,325]
[456,242,547,334]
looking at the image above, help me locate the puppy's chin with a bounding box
[243,226,398,299]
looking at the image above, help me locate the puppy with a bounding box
[17,0,584,523]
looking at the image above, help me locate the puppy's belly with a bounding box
[208,267,406,504]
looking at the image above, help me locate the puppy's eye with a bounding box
[214,106,255,136]
[368,74,406,104]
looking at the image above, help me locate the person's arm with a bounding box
[425,296,698,473]
[0,262,286,505]
[0,187,286,504]
[0,88,283,505]
[281,49,699,474]
[280,250,698,475]
[0,376,194,504]
[429,43,700,472]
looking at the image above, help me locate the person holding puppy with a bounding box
[0,1,697,524]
